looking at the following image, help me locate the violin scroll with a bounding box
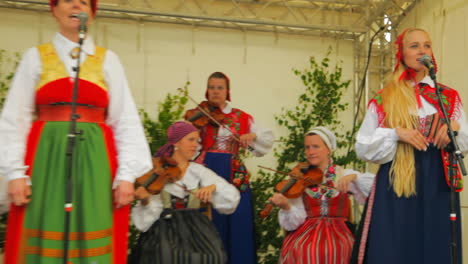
[184,101,225,128]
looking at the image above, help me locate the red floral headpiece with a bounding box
[394,28,438,82]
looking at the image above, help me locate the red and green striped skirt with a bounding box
[4,120,130,264]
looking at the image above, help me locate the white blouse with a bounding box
[217,103,275,157]
[355,76,468,164]
[131,162,241,232]
[0,33,153,186]
[278,167,374,231]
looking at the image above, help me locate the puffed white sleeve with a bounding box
[249,120,275,157]
[131,194,164,232]
[104,50,152,187]
[454,109,468,153]
[278,197,307,231]
[195,164,240,214]
[355,102,399,164]
[342,168,375,205]
[0,47,40,182]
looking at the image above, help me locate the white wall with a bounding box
[0,7,356,175]
[398,0,468,261]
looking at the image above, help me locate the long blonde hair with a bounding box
[382,28,430,197]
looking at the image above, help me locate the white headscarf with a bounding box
[305,126,337,151]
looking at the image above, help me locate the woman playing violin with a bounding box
[184,71,274,264]
[129,121,240,264]
[268,127,374,264]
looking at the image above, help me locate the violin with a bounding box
[259,163,323,219]
[180,88,256,152]
[135,156,182,195]
[184,101,225,128]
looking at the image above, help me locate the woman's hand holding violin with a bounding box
[135,186,151,206]
[269,193,291,210]
[196,184,217,203]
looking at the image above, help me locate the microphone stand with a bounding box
[63,25,86,264]
[428,67,466,264]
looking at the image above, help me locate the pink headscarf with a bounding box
[154,122,198,157]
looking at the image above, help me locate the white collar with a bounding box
[221,102,232,114]
[416,75,435,88]
[164,162,199,198]
[54,32,95,56]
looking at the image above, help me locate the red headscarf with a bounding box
[49,0,98,15]
[205,72,231,102]
[394,28,438,82]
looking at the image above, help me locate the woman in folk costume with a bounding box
[129,121,240,264]
[184,71,274,263]
[351,28,468,264]
[0,0,152,263]
[268,127,374,264]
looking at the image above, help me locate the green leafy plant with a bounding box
[252,47,361,264]
[139,83,189,153]
[0,49,20,251]
[0,50,20,111]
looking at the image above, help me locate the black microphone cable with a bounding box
[346,24,388,157]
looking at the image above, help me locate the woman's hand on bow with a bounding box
[269,193,291,210]
[336,174,357,193]
[196,184,217,203]
[239,133,256,148]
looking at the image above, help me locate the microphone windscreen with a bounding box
[72,12,88,24]
[418,55,432,67]
[78,12,88,23]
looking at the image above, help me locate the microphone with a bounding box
[72,12,88,39]
[417,54,436,80]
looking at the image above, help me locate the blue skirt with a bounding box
[354,145,462,264]
[204,152,257,264]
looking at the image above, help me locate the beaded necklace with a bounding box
[305,164,339,199]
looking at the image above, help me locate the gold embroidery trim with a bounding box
[36,43,108,91]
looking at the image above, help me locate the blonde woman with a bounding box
[352,28,468,264]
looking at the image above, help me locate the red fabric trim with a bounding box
[357,179,378,264]
[36,78,109,108]
[98,123,129,264]
[36,105,106,123]
[4,121,45,264]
